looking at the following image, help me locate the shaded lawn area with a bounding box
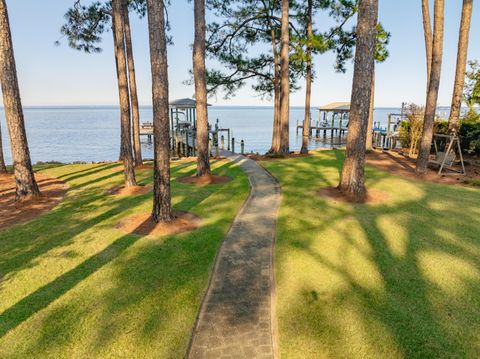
[262,150,480,359]
[0,159,249,358]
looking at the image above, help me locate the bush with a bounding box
[459,120,480,156]
[434,121,449,135]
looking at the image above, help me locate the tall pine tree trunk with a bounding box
[422,0,433,89]
[300,0,313,155]
[448,0,473,132]
[278,0,290,154]
[193,0,211,176]
[338,0,378,201]
[0,122,7,173]
[112,0,136,187]
[122,1,143,166]
[416,0,444,174]
[366,74,375,151]
[269,15,281,153]
[147,0,174,222]
[0,0,40,200]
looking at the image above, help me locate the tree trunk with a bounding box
[366,74,375,151]
[422,0,433,89]
[278,0,290,154]
[300,0,313,155]
[0,0,40,200]
[122,1,143,166]
[448,0,473,132]
[0,122,7,173]
[416,0,444,174]
[269,15,281,154]
[112,0,137,187]
[193,0,211,176]
[146,0,174,222]
[338,0,378,201]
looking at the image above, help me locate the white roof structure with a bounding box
[319,102,350,112]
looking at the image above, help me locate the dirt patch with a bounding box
[106,185,151,197]
[0,172,68,230]
[134,164,153,170]
[318,186,389,204]
[366,150,480,187]
[116,210,202,237]
[178,174,232,185]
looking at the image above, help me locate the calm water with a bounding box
[0,105,450,164]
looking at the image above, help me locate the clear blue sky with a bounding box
[4,0,479,107]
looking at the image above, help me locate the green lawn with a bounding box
[262,150,480,359]
[0,159,249,358]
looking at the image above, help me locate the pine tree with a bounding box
[416,0,444,174]
[112,0,137,187]
[448,0,473,132]
[0,0,40,200]
[146,0,174,222]
[193,0,211,176]
[338,0,378,201]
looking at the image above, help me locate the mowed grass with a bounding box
[0,159,249,358]
[262,150,480,359]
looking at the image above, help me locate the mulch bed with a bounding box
[318,186,389,204]
[366,150,480,186]
[116,210,202,237]
[0,172,68,230]
[178,174,232,185]
[106,185,152,197]
[247,152,312,161]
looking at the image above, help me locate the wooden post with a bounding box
[227,129,231,151]
[232,137,235,153]
[241,140,244,154]
[221,135,225,150]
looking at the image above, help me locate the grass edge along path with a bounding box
[261,149,480,359]
[0,158,249,358]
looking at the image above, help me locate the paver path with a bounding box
[187,152,281,359]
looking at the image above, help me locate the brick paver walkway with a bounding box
[187,153,280,359]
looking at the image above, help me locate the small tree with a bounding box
[463,60,480,113]
[405,104,425,157]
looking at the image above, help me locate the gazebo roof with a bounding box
[319,102,350,112]
[169,98,212,109]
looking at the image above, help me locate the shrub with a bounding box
[459,120,480,156]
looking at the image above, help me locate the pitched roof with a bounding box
[169,98,197,108]
[319,102,350,112]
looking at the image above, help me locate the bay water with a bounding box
[0,105,451,164]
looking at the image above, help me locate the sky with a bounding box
[4,0,480,107]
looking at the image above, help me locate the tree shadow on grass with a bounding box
[0,159,248,356]
[268,151,480,358]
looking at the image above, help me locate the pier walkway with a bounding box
[187,151,281,359]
